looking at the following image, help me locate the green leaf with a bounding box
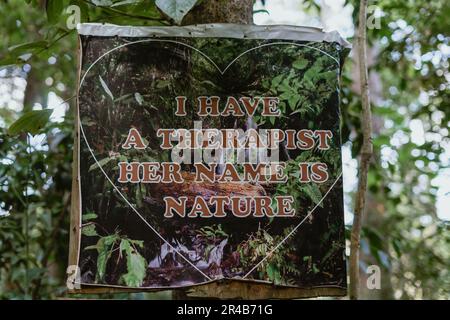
[278,79,292,93]
[81,224,98,237]
[155,79,171,89]
[88,156,115,172]
[303,184,323,207]
[364,227,384,251]
[111,0,139,7]
[266,264,281,283]
[8,109,52,136]
[312,263,320,274]
[99,76,114,100]
[392,238,402,257]
[95,234,119,281]
[155,0,199,24]
[122,252,146,287]
[269,116,275,126]
[102,234,120,247]
[82,212,98,221]
[271,74,283,88]
[119,238,132,255]
[114,94,132,103]
[96,248,110,281]
[288,95,300,111]
[84,245,99,250]
[130,239,144,248]
[8,41,48,56]
[293,58,308,70]
[134,92,144,105]
[46,0,68,24]
[91,0,113,6]
[120,239,147,287]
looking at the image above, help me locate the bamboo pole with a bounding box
[349,0,373,300]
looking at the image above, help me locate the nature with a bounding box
[0,0,449,300]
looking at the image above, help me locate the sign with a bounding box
[71,23,350,296]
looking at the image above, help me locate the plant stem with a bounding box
[25,134,30,299]
[350,0,373,300]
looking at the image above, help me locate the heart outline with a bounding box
[77,38,342,288]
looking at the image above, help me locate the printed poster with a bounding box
[73,23,350,295]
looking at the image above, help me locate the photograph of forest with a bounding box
[77,33,348,291]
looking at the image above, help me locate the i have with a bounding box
[174,96,281,117]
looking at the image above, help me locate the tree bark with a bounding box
[182,0,254,25]
[350,0,373,300]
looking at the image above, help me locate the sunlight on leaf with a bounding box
[155,0,199,24]
[99,76,114,100]
[8,109,52,136]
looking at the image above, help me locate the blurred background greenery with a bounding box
[0,0,448,299]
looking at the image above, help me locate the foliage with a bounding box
[237,227,301,285]
[302,0,449,299]
[84,230,147,287]
[0,125,73,299]
[8,110,52,135]
[265,53,338,118]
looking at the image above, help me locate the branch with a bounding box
[350,0,373,300]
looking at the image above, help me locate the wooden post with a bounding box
[68,37,82,292]
[349,0,373,300]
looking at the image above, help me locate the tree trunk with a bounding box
[182,0,254,25]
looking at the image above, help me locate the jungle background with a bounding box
[0,0,448,299]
